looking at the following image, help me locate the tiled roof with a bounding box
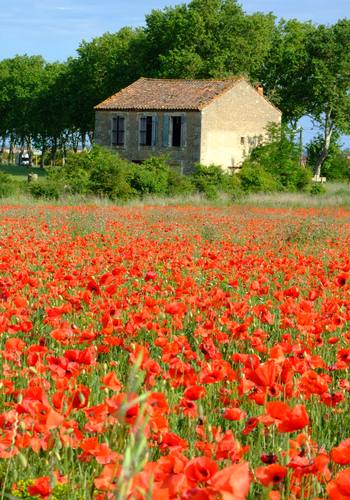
[94,77,243,111]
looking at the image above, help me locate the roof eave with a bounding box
[94,107,201,112]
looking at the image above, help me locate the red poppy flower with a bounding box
[27,477,52,498]
[256,464,287,487]
[327,467,350,499]
[277,404,309,433]
[331,438,350,465]
[209,462,251,499]
[184,456,218,485]
[184,386,206,401]
[223,407,246,421]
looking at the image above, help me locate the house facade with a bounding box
[94,77,281,174]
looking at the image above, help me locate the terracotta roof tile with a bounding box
[94,77,243,111]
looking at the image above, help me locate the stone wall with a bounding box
[95,110,201,174]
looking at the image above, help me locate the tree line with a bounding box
[0,0,349,174]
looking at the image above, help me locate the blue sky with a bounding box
[1,0,348,62]
[1,0,349,146]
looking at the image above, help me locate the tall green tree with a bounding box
[143,0,276,78]
[65,27,145,141]
[31,62,68,166]
[258,19,316,123]
[0,55,46,160]
[260,19,350,175]
[305,20,350,176]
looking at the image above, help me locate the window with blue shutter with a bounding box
[181,115,187,147]
[139,116,155,146]
[171,116,182,147]
[162,115,170,147]
[152,116,158,146]
[112,117,125,146]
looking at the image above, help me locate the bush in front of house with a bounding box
[47,146,135,200]
[244,124,313,192]
[0,172,17,198]
[167,168,195,196]
[29,180,60,200]
[190,163,242,199]
[88,151,134,200]
[129,156,171,196]
[48,150,91,194]
[28,138,315,202]
[238,162,280,193]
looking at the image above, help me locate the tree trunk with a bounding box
[40,142,46,168]
[62,141,67,166]
[51,138,57,166]
[0,136,5,164]
[314,113,333,178]
[81,132,86,151]
[9,135,15,164]
[26,137,33,167]
[71,130,79,153]
[87,130,94,145]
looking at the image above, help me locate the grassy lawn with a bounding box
[0,163,47,180]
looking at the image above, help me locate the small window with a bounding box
[171,116,182,147]
[112,117,125,146]
[240,137,245,145]
[140,116,153,146]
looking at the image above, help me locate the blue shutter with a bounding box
[162,115,170,147]
[139,117,146,145]
[181,115,187,147]
[152,115,158,146]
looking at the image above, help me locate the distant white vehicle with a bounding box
[20,152,30,167]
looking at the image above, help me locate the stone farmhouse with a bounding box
[94,77,281,174]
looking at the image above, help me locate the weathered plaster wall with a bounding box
[200,80,282,170]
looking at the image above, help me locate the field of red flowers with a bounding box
[0,204,350,499]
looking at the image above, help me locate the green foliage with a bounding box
[257,19,316,121]
[242,124,312,192]
[87,147,135,200]
[145,0,276,78]
[167,168,195,196]
[130,156,171,196]
[259,19,350,175]
[307,135,350,180]
[294,166,313,191]
[310,182,327,195]
[48,152,91,195]
[0,172,16,198]
[191,163,227,199]
[29,180,59,200]
[66,28,145,134]
[238,162,280,193]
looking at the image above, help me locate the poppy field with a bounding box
[1,204,350,499]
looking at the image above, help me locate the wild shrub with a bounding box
[167,168,195,196]
[238,162,280,193]
[130,156,170,196]
[47,148,97,195]
[191,163,232,199]
[310,182,327,195]
[246,124,313,192]
[0,172,17,198]
[29,180,59,200]
[88,154,134,200]
[307,134,350,180]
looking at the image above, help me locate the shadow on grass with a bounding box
[0,164,47,179]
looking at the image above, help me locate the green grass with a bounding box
[0,163,47,180]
